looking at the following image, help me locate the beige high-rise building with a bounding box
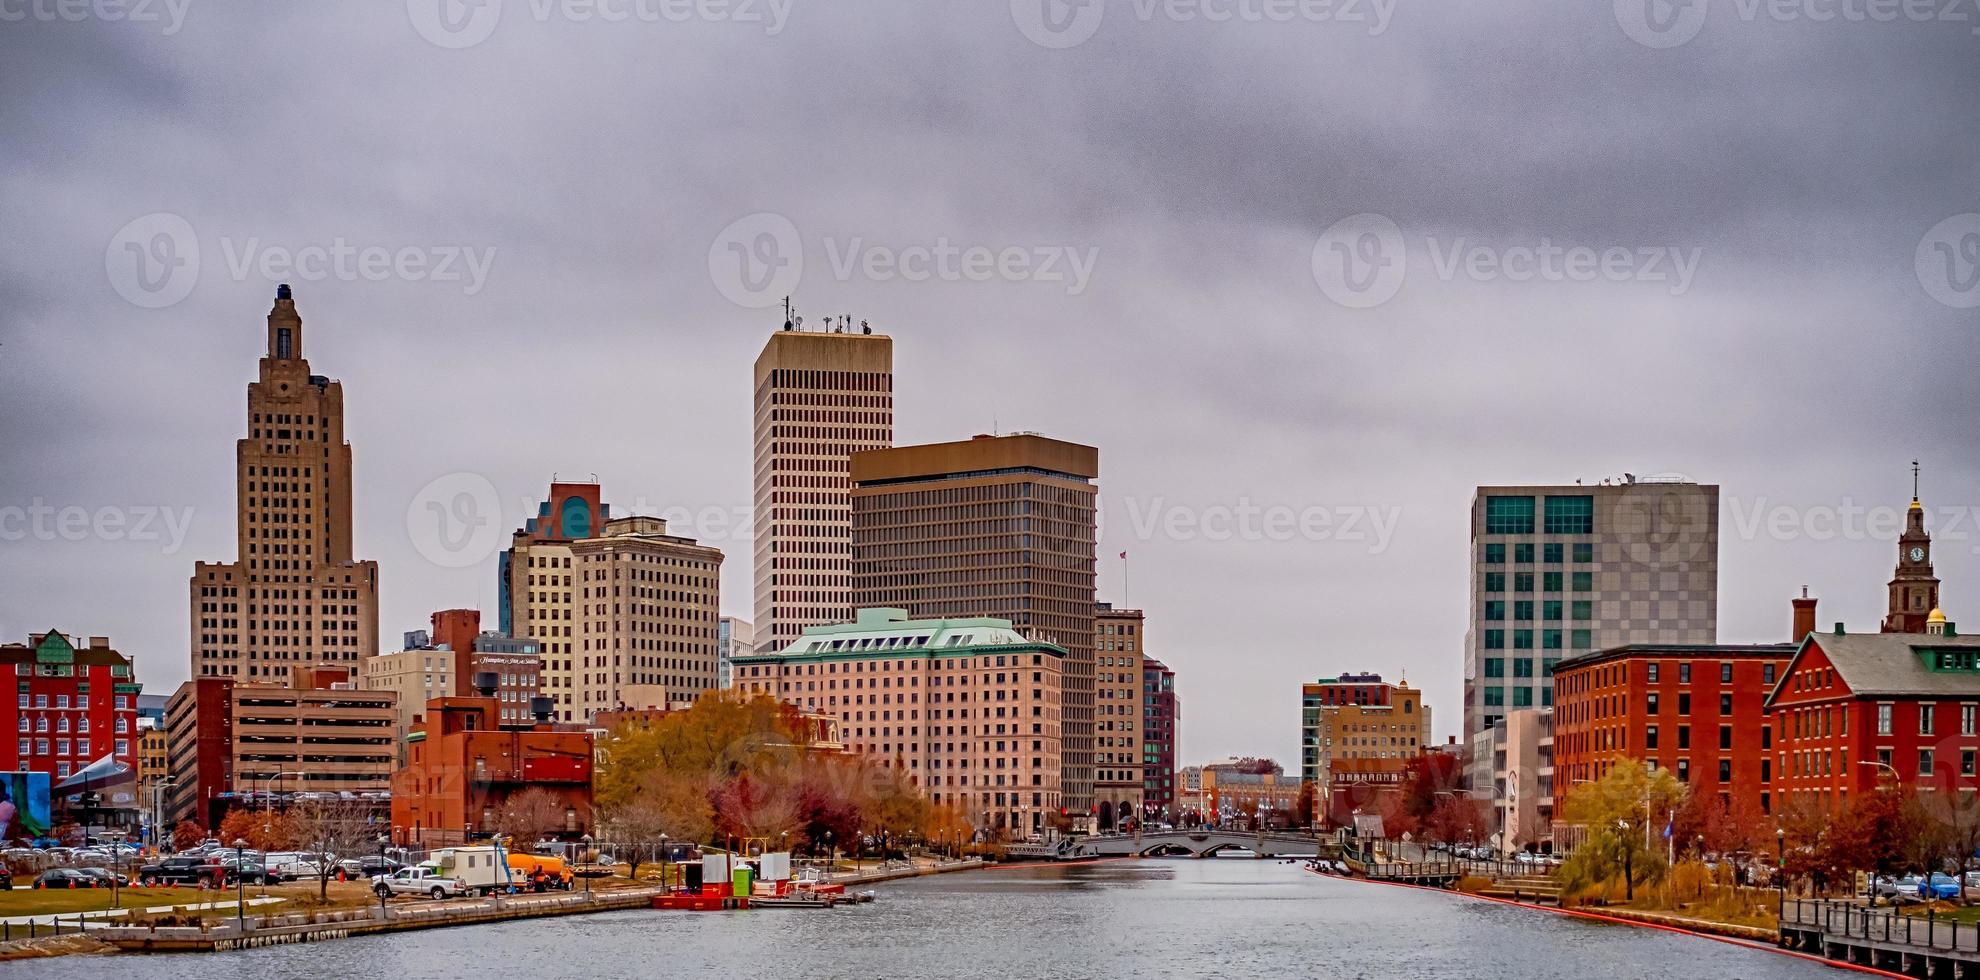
[732,607,1065,839]
[189,285,379,683]
[359,647,457,755]
[501,482,609,722]
[752,321,893,655]
[1094,603,1144,830]
[851,433,1099,822]
[572,515,724,718]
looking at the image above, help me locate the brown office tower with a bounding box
[851,433,1099,822]
[1094,603,1144,830]
[189,285,379,683]
[752,319,893,655]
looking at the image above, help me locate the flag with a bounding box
[1662,816,1672,840]
[1119,551,1127,559]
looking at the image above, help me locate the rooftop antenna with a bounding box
[1914,459,1922,501]
[861,318,871,335]
[783,296,795,332]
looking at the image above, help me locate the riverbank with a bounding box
[1333,870,1911,979]
[16,857,997,958]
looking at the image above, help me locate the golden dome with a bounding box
[1929,607,1948,624]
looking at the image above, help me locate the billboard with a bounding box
[1,771,53,841]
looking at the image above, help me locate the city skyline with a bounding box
[4,4,1978,771]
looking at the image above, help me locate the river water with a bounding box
[6,859,1835,979]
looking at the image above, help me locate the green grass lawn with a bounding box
[0,887,201,917]
[1896,903,1980,925]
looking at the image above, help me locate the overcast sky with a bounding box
[2,0,1977,766]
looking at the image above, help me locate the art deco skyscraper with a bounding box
[752,316,893,653]
[188,285,379,682]
[850,433,1099,822]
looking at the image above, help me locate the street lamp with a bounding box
[103,831,126,911]
[580,834,593,897]
[1857,761,1901,905]
[1776,827,1788,920]
[659,833,670,894]
[376,834,390,919]
[232,838,248,935]
[825,830,835,876]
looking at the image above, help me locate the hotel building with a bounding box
[850,433,1100,820]
[731,607,1066,838]
[570,516,724,718]
[1094,603,1144,829]
[502,482,609,721]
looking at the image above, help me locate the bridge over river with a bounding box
[1009,829,1330,860]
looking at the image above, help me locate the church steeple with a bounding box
[1884,460,1941,633]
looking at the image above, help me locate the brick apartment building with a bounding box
[2,631,143,788]
[1142,657,1179,818]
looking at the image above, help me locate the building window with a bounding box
[1513,658,1535,679]
[1922,703,1936,736]
[1485,496,1536,535]
[1646,725,1659,749]
[1964,704,1976,736]
[1513,630,1534,650]
[1764,663,1776,685]
[1647,693,1660,714]
[1514,543,1535,564]
[1544,543,1564,564]
[1877,703,1893,736]
[1483,543,1505,565]
[1679,663,1692,684]
[1484,630,1505,650]
[1719,726,1732,750]
[1678,693,1691,716]
[1484,601,1505,622]
[1571,571,1593,592]
[1720,694,1732,714]
[1570,600,1592,621]
[1647,663,1660,683]
[1542,630,1562,650]
[1964,750,1977,777]
[1483,687,1504,707]
[1542,571,1563,592]
[1541,600,1562,621]
[1677,726,1690,749]
[1573,542,1594,563]
[1720,663,1733,683]
[1921,749,1935,777]
[1484,658,1505,678]
[1571,630,1593,650]
[1718,759,1731,782]
[1484,572,1505,593]
[1544,495,1595,534]
[1514,601,1534,622]
[1513,687,1533,707]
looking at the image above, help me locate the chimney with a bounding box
[1791,588,1817,643]
[1834,622,1846,636]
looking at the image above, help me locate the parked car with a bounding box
[1920,873,1962,900]
[221,860,278,885]
[138,856,225,886]
[74,867,130,887]
[339,856,401,878]
[34,869,97,888]
[0,866,13,889]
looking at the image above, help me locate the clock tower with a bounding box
[1883,462,1940,634]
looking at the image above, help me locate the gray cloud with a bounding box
[1,0,1976,768]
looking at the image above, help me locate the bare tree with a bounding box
[594,796,668,879]
[494,788,568,847]
[288,798,381,901]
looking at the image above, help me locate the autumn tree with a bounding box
[1557,760,1685,903]
[217,807,298,852]
[171,820,206,851]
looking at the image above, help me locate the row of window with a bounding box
[1482,541,1595,564]
[1484,495,1595,535]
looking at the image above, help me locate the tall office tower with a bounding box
[501,482,609,722]
[189,285,379,683]
[751,318,893,654]
[1462,478,1718,777]
[851,433,1099,822]
[718,616,754,689]
[571,516,724,717]
[1141,657,1179,817]
[1094,603,1145,830]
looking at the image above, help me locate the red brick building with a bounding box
[2,630,142,784]
[1554,639,1794,814]
[1766,621,1980,810]
[391,696,593,846]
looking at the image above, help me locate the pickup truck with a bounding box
[371,865,471,900]
[137,856,225,887]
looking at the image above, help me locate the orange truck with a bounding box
[508,852,574,892]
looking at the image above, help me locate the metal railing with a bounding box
[1786,898,1980,956]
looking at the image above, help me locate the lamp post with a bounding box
[375,834,389,919]
[1776,827,1788,921]
[581,834,593,897]
[825,830,834,877]
[232,838,248,935]
[103,831,125,911]
[1858,760,1901,905]
[659,833,670,894]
